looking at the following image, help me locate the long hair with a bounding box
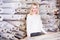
[29,2,39,15]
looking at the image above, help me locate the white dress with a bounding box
[26,14,47,37]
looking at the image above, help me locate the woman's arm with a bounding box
[39,15,47,34]
[26,15,31,37]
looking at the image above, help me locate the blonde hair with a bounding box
[29,2,39,15]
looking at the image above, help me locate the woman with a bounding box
[26,3,47,37]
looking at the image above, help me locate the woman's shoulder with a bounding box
[27,14,30,16]
[27,14,41,17]
[27,14,32,17]
[27,14,32,18]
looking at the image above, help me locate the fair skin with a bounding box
[31,5,38,14]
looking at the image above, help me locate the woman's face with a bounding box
[32,5,38,14]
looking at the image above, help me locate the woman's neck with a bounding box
[29,13,38,15]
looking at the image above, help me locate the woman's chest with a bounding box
[29,16,40,24]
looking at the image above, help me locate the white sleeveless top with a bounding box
[26,14,47,37]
